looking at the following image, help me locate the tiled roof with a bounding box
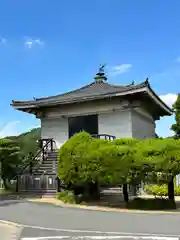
[11,80,148,106]
[11,78,173,116]
[36,81,147,101]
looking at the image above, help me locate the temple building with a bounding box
[11,66,172,194]
[12,66,172,147]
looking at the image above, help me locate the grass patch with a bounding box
[145,184,180,196]
[0,188,14,195]
[127,197,176,210]
[56,190,76,204]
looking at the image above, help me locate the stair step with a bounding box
[35,160,57,164]
[30,150,58,175]
[45,152,57,155]
[35,162,57,166]
[33,167,57,172]
[33,165,57,170]
[48,153,58,157]
[33,169,57,175]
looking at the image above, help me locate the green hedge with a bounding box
[145,184,180,196]
[56,191,76,204]
[56,190,86,204]
[127,198,176,210]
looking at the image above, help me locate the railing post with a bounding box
[16,175,19,192]
[29,161,33,175]
[51,139,53,151]
[42,147,45,161]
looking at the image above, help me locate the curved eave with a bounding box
[11,86,173,117]
[146,86,173,116]
[11,102,37,115]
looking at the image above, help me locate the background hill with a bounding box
[6,128,41,156]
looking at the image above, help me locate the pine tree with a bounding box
[171,93,180,137]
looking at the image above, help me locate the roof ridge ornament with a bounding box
[99,64,105,74]
[144,77,150,87]
[94,64,107,83]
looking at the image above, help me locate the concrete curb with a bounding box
[0,219,22,228]
[0,220,23,240]
[27,199,180,215]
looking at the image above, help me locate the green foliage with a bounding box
[171,93,180,137]
[0,138,21,188]
[58,132,135,189]
[0,188,14,195]
[127,197,176,210]
[84,139,131,184]
[0,128,40,185]
[58,131,93,186]
[114,138,140,184]
[56,190,76,204]
[58,132,180,204]
[145,184,180,196]
[135,138,180,182]
[113,138,138,146]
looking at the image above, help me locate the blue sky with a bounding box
[0,0,179,137]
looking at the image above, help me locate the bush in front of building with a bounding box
[58,133,180,206]
[58,131,100,199]
[58,131,124,200]
[127,197,176,210]
[58,131,93,186]
[144,184,180,196]
[113,138,138,146]
[56,190,76,204]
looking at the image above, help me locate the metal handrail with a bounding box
[12,138,54,180]
[91,134,116,141]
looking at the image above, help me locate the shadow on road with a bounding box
[0,192,47,207]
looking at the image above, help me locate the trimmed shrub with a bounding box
[113,138,138,146]
[56,190,76,204]
[58,131,93,186]
[127,198,176,210]
[58,134,139,197]
[144,184,180,196]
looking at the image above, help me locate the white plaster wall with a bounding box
[41,117,68,148]
[40,100,155,147]
[131,109,155,139]
[45,99,135,118]
[99,110,132,138]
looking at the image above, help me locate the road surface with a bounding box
[0,200,180,239]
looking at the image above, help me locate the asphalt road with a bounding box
[1,200,180,239]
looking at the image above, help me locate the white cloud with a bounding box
[0,121,20,138]
[24,37,44,49]
[0,38,7,45]
[159,93,177,107]
[109,64,132,76]
[176,57,180,62]
[0,120,40,138]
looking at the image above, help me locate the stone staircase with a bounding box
[17,151,58,196]
[32,151,58,175]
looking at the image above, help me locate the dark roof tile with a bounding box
[11,80,147,107]
[35,81,147,102]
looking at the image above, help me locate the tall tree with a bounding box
[0,138,21,189]
[171,93,180,137]
[114,138,138,201]
[137,138,180,202]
